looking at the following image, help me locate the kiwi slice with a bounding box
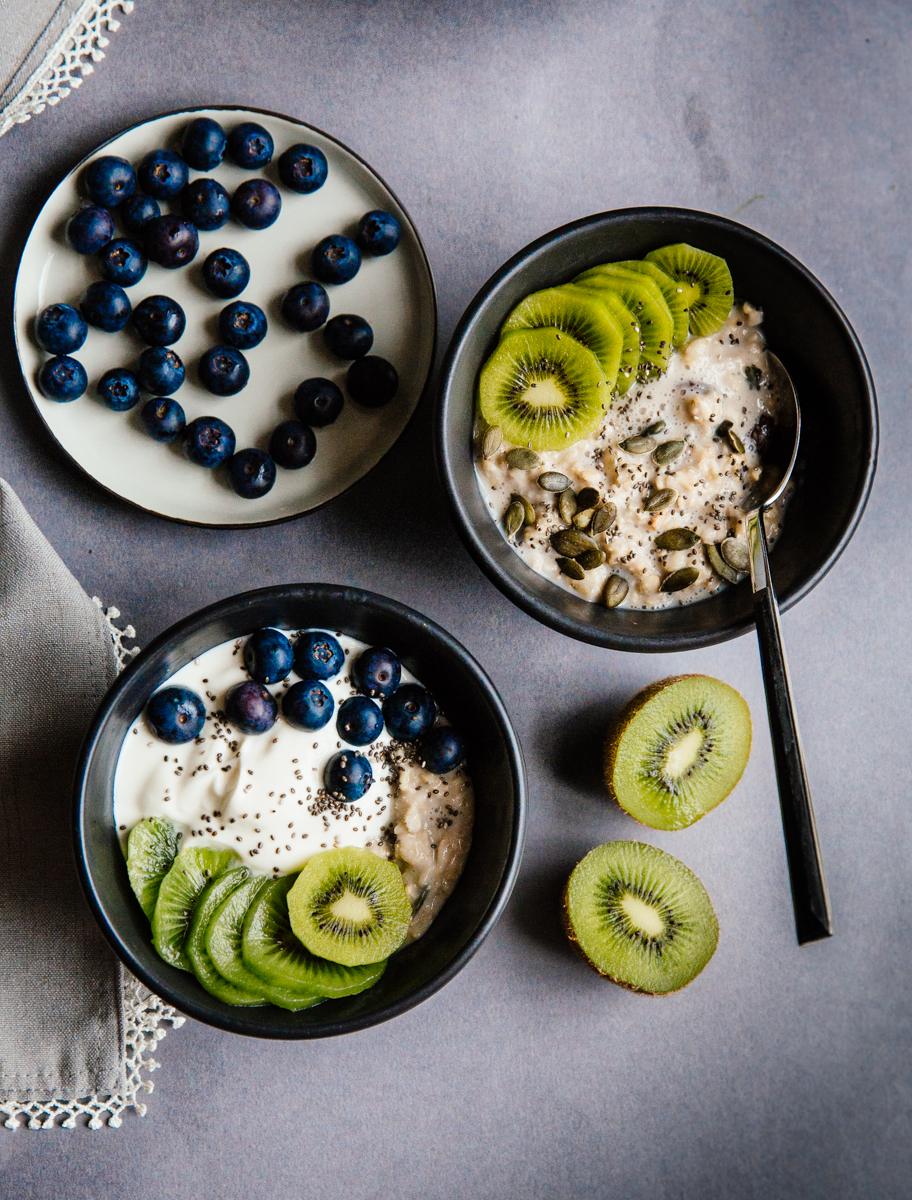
[477,327,608,451]
[604,675,752,831]
[572,266,675,379]
[561,285,640,395]
[152,845,240,970]
[613,260,690,348]
[562,841,719,994]
[185,867,267,1006]
[500,286,622,390]
[127,817,181,921]
[644,244,733,337]
[288,847,412,967]
[242,874,386,999]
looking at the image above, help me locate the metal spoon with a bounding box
[740,352,833,945]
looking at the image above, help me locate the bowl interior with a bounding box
[75,585,525,1037]
[438,208,877,651]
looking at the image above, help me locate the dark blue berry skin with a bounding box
[133,295,186,347]
[199,346,249,396]
[97,238,147,287]
[311,234,361,285]
[277,143,328,193]
[137,347,184,394]
[227,122,274,169]
[383,684,437,742]
[180,178,230,231]
[35,304,87,355]
[181,117,226,171]
[145,685,206,743]
[202,248,250,299]
[38,356,87,401]
[140,396,186,442]
[183,415,235,466]
[243,628,294,684]
[66,205,114,255]
[97,367,140,412]
[282,282,329,332]
[293,378,344,427]
[80,281,132,332]
[121,193,160,237]
[323,314,373,360]
[352,646,401,699]
[84,156,136,208]
[268,420,316,469]
[138,149,189,199]
[348,356,398,408]
[294,631,344,680]
[224,680,278,735]
[227,448,276,498]
[231,179,281,230]
[419,726,466,774]
[282,679,334,731]
[324,750,372,802]
[356,209,401,256]
[219,301,267,349]
[336,695,384,746]
[143,215,199,269]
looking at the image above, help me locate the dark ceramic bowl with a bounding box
[436,207,878,651]
[74,584,525,1038]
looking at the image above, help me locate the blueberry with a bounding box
[121,193,160,237]
[97,238,147,287]
[282,679,334,731]
[231,179,281,230]
[183,415,235,466]
[38,356,87,402]
[35,304,87,355]
[137,347,184,394]
[277,143,328,193]
[323,314,373,360]
[181,178,230,231]
[268,420,316,469]
[84,156,136,209]
[133,295,186,346]
[311,234,361,285]
[227,448,276,499]
[96,367,140,411]
[219,301,267,349]
[324,750,372,803]
[80,281,131,332]
[66,205,114,255]
[145,685,206,743]
[198,345,250,395]
[382,684,436,742]
[347,356,398,408]
[143,215,199,269]
[356,209,401,256]
[418,726,466,774]
[224,680,277,735]
[140,396,186,441]
[294,631,344,680]
[336,695,384,746]
[227,122,274,169]
[293,377,344,427]
[202,247,250,299]
[138,149,189,199]
[243,628,294,684]
[281,282,329,332]
[352,646,401,699]
[181,117,226,171]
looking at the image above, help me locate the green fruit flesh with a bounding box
[185,868,267,1006]
[127,817,181,921]
[501,286,622,390]
[152,845,240,971]
[564,841,719,995]
[288,847,412,967]
[645,243,733,337]
[613,259,690,348]
[572,265,675,379]
[561,285,640,394]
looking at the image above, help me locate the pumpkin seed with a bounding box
[482,426,503,458]
[550,529,595,558]
[643,488,677,513]
[642,419,666,436]
[511,492,536,526]
[654,527,700,551]
[503,501,525,539]
[576,487,600,510]
[558,487,578,523]
[538,471,570,492]
[660,566,700,593]
[577,547,606,571]
[573,507,596,531]
[604,574,629,607]
[715,420,745,454]
[721,536,750,573]
[590,503,617,534]
[619,435,657,455]
[556,556,586,581]
[653,439,685,467]
[505,447,541,470]
[705,542,740,584]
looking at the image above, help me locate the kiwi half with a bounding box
[152,845,240,970]
[645,244,733,337]
[185,867,268,1006]
[605,675,752,831]
[562,840,719,995]
[613,259,690,348]
[500,286,622,390]
[127,816,181,921]
[561,284,640,394]
[572,266,674,379]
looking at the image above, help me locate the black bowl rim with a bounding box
[435,205,879,652]
[14,103,438,531]
[73,583,527,1038]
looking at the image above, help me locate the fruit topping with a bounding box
[336,695,384,746]
[96,367,140,412]
[282,679,335,731]
[227,122,273,169]
[143,215,199,269]
[140,397,186,442]
[35,304,87,355]
[352,646,401,699]
[137,347,184,394]
[355,210,400,256]
[227,448,276,499]
[83,155,136,208]
[231,179,281,230]
[243,628,294,684]
[181,117,227,171]
[183,415,235,466]
[66,205,114,255]
[281,281,329,331]
[323,313,373,359]
[346,355,398,407]
[218,301,267,349]
[311,234,361,285]
[145,685,206,743]
[180,177,230,231]
[293,377,343,426]
[97,237,147,287]
[80,280,131,332]
[133,295,186,347]
[418,726,466,774]
[38,355,87,401]
[382,684,436,741]
[294,631,344,680]
[202,247,250,298]
[198,345,249,396]
[323,750,372,802]
[268,420,316,469]
[277,143,328,193]
[224,680,278,735]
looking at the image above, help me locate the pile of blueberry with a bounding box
[145,628,467,802]
[34,115,403,500]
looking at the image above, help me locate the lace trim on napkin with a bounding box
[0,1,136,139]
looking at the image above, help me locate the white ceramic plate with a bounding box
[14,106,436,526]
